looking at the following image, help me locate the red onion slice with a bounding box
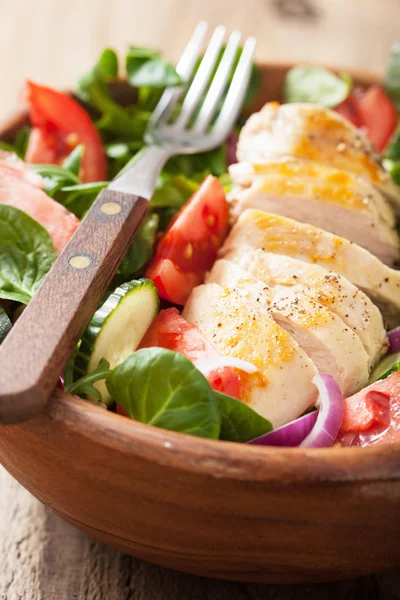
[247,374,344,448]
[248,410,317,446]
[300,374,344,448]
[387,327,400,353]
[196,356,258,376]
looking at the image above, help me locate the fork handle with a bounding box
[0,186,150,424]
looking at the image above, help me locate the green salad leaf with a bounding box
[30,164,81,197]
[118,213,159,280]
[65,358,112,401]
[0,205,57,304]
[369,351,400,383]
[76,48,142,139]
[385,42,400,111]
[60,181,108,218]
[284,66,352,108]
[0,306,12,343]
[62,144,84,176]
[107,347,221,439]
[214,391,272,442]
[126,47,182,88]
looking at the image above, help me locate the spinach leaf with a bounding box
[385,42,400,110]
[0,306,12,343]
[284,66,352,107]
[126,47,182,88]
[119,213,159,280]
[65,358,112,401]
[0,205,57,304]
[213,391,272,442]
[106,347,221,439]
[369,351,400,383]
[30,164,81,197]
[62,144,84,176]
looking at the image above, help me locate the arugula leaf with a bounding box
[151,173,199,208]
[60,181,108,218]
[369,351,400,383]
[284,66,352,107]
[119,213,159,280]
[0,141,18,154]
[106,347,221,439]
[0,306,12,343]
[76,49,141,139]
[213,391,272,442]
[30,164,81,197]
[14,127,31,159]
[65,358,112,401]
[385,42,400,110]
[62,144,84,176]
[0,205,57,304]
[126,47,182,88]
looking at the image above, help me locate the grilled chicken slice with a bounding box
[237,102,400,213]
[220,209,400,327]
[207,259,370,395]
[224,248,387,367]
[183,283,318,427]
[229,159,399,265]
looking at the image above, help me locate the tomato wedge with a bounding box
[138,307,241,399]
[336,86,397,152]
[25,81,107,182]
[337,372,400,446]
[145,176,229,305]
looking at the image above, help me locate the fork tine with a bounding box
[173,25,227,129]
[192,30,242,133]
[213,36,257,137]
[149,21,209,127]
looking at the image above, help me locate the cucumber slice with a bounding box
[0,306,12,343]
[77,279,159,404]
[369,351,400,383]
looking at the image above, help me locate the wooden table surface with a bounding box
[1,0,400,598]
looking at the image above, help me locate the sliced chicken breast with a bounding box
[183,282,318,427]
[220,209,400,327]
[224,248,387,367]
[228,159,399,265]
[207,259,370,395]
[237,102,400,213]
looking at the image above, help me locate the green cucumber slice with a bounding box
[77,279,159,404]
[0,306,12,343]
[369,351,400,383]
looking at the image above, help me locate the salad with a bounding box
[2,43,400,448]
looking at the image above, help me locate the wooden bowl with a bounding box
[0,63,399,585]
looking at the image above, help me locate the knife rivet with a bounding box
[101,202,122,215]
[69,255,92,269]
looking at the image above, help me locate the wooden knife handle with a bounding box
[0,187,148,424]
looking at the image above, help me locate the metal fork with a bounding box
[0,22,256,424]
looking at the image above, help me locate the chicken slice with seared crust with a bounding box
[224,248,387,367]
[220,209,400,327]
[228,159,399,265]
[207,259,370,395]
[182,282,318,427]
[237,102,400,213]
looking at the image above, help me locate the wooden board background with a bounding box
[1,0,400,597]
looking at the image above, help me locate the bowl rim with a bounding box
[2,60,400,485]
